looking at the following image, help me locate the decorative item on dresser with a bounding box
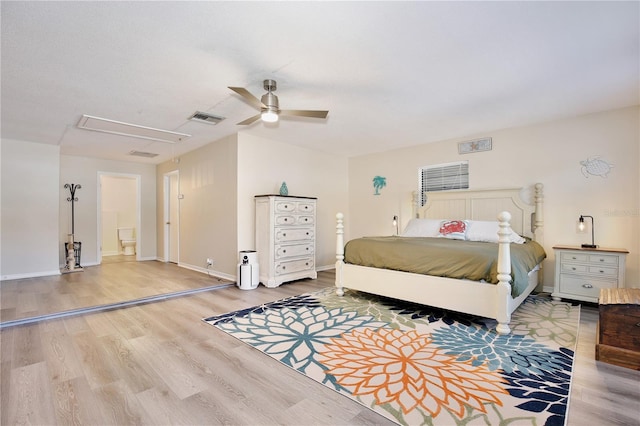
[255,195,317,288]
[552,245,628,303]
[596,288,640,370]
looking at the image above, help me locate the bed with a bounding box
[335,183,545,334]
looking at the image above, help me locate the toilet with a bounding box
[117,227,136,255]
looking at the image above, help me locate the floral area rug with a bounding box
[203,288,579,425]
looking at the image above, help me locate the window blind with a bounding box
[418,161,469,206]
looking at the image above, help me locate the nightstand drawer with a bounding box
[588,254,618,266]
[561,263,588,274]
[588,265,618,277]
[561,252,589,263]
[559,275,616,299]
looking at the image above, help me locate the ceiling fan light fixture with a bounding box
[261,110,279,123]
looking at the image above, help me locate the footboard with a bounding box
[335,211,516,334]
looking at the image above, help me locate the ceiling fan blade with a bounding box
[228,87,266,110]
[237,114,262,125]
[280,109,329,119]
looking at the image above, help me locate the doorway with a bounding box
[164,171,180,264]
[98,172,141,264]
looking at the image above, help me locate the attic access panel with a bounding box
[77,115,191,143]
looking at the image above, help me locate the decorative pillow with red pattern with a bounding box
[438,220,468,240]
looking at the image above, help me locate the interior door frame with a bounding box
[163,170,180,263]
[97,171,141,264]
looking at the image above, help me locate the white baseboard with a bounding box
[1,269,62,281]
[316,264,336,272]
[178,262,235,282]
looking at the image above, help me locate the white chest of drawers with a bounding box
[255,195,317,288]
[552,245,628,303]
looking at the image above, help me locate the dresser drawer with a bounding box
[559,275,617,299]
[275,257,314,275]
[275,243,314,259]
[296,202,315,213]
[275,201,296,213]
[275,228,314,243]
[275,214,296,225]
[275,214,315,226]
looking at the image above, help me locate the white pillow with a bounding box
[466,220,526,244]
[402,218,443,237]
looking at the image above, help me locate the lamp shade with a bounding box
[261,110,279,123]
[578,215,597,248]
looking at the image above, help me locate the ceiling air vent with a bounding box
[189,111,225,125]
[129,150,159,158]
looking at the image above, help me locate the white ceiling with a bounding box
[2,1,638,165]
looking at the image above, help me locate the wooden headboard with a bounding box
[414,183,544,241]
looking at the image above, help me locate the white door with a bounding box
[164,171,179,263]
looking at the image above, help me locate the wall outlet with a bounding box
[206,258,213,266]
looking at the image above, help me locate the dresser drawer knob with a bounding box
[283,249,286,253]
[571,267,576,271]
[582,284,593,289]
[599,259,604,262]
[636,322,640,327]
[598,270,604,274]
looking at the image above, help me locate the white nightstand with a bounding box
[552,245,628,303]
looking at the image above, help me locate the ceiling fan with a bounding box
[228,79,328,125]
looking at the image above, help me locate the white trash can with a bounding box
[237,250,259,290]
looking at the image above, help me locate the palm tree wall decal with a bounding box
[372,176,386,195]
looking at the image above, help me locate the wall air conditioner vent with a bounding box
[189,111,225,125]
[129,150,159,158]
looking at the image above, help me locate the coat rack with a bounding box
[63,183,82,272]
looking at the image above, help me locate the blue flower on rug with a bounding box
[503,348,574,426]
[213,305,386,387]
[430,323,571,375]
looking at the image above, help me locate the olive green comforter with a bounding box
[344,236,546,297]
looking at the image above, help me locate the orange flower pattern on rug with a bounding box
[319,327,507,417]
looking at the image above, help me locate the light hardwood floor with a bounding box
[0,258,230,323]
[1,262,639,425]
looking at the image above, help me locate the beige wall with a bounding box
[156,132,349,280]
[1,139,61,279]
[156,134,238,279]
[237,133,349,269]
[348,106,639,289]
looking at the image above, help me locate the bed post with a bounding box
[534,183,544,244]
[496,211,512,335]
[335,213,345,296]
